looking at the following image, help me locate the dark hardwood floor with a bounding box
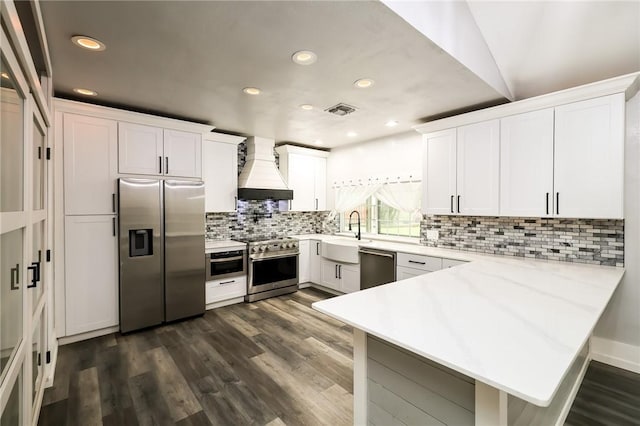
[39,288,640,426]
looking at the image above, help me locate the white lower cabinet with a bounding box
[206,275,247,307]
[64,215,118,336]
[298,240,310,284]
[397,266,428,281]
[310,240,322,284]
[321,259,360,293]
[396,253,442,281]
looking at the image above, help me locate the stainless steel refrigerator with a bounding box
[118,178,205,333]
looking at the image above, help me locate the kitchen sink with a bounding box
[321,238,371,264]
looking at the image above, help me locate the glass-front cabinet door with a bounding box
[32,115,46,211]
[0,368,22,426]
[0,229,24,381]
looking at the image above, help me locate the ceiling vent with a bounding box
[325,103,357,116]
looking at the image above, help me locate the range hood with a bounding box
[237,136,293,200]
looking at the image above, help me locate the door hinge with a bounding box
[46,350,51,364]
[46,147,51,160]
[46,249,51,262]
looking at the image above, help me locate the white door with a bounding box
[340,264,360,293]
[313,157,327,211]
[500,109,555,217]
[164,129,202,178]
[554,94,624,219]
[320,259,340,291]
[289,153,316,211]
[203,140,237,212]
[456,120,500,216]
[63,114,117,215]
[64,215,118,335]
[298,240,310,283]
[118,122,164,175]
[423,129,457,215]
[310,240,322,284]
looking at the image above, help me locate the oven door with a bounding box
[248,253,298,294]
[206,250,246,281]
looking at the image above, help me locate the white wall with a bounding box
[326,131,422,210]
[592,90,640,372]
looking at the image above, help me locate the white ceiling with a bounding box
[40,1,639,149]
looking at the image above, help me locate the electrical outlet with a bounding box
[426,230,439,241]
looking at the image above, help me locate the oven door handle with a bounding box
[250,253,299,262]
[209,255,244,263]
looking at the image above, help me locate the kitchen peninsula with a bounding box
[313,256,624,425]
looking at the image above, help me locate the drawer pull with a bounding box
[219,280,236,285]
[408,260,426,265]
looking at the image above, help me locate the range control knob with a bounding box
[252,247,259,253]
[281,243,288,249]
[259,245,266,252]
[288,242,295,249]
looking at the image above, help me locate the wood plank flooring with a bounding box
[39,288,640,426]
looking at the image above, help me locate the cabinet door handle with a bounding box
[219,280,236,285]
[338,265,342,279]
[316,242,319,256]
[112,217,116,236]
[27,262,39,288]
[546,193,549,215]
[556,192,559,215]
[315,198,318,210]
[457,195,461,213]
[165,157,169,174]
[450,195,454,213]
[10,263,19,290]
[408,260,426,265]
[159,156,163,174]
[335,264,338,279]
[112,193,116,213]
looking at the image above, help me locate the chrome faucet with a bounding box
[348,210,361,240]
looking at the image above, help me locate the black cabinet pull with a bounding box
[27,262,39,288]
[315,198,318,210]
[10,263,19,290]
[220,280,236,285]
[450,195,454,213]
[546,193,549,215]
[335,264,338,279]
[338,265,342,279]
[457,195,461,213]
[408,260,426,265]
[316,242,319,256]
[556,192,559,215]
[165,157,169,174]
[159,156,162,174]
[112,193,116,213]
[112,217,116,236]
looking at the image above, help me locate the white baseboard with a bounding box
[206,296,244,310]
[58,326,119,346]
[590,336,640,374]
[309,283,343,296]
[298,282,311,289]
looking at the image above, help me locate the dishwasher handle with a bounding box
[359,249,395,259]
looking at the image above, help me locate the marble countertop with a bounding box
[205,240,246,253]
[313,255,624,406]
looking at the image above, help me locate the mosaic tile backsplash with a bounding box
[420,216,624,266]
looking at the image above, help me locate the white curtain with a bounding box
[376,182,422,221]
[326,183,381,221]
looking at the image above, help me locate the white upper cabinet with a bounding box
[202,133,243,212]
[118,122,202,178]
[456,120,500,216]
[422,121,499,216]
[500,109,555,217]
[163,129,202,178]
[118,122,164,175]
[554,94,624,219]
[276,145,329,212]
[423,129,457,215]
[63,113,118,215]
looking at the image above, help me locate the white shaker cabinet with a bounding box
[298,240,310,284]
[500,108,555,217]
[63,114,118,215]
[276,145,329,212]
[118,122,202,178]
[422,121,499,216]
[554,94,624,219]
[202,133,244,212]
[309,239,322,284]
[64,215,118,335]
[320,258,360,293]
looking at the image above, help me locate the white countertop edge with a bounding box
[205,240,247,253]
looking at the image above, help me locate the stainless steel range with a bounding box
[244,237,299,302]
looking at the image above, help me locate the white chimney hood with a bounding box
[237,136,293,200]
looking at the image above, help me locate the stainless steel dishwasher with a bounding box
[359,248,396,289]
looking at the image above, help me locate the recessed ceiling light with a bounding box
[243,87,261,95]
[71,35,106,51]
[385,120,399,127]
[292,50,317,65]
[73,88,98,96]
[1,72,9,79]
[314,139,323,145]
[347,131,357,137]
[354,78,375,88]
[300,104,313,111]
